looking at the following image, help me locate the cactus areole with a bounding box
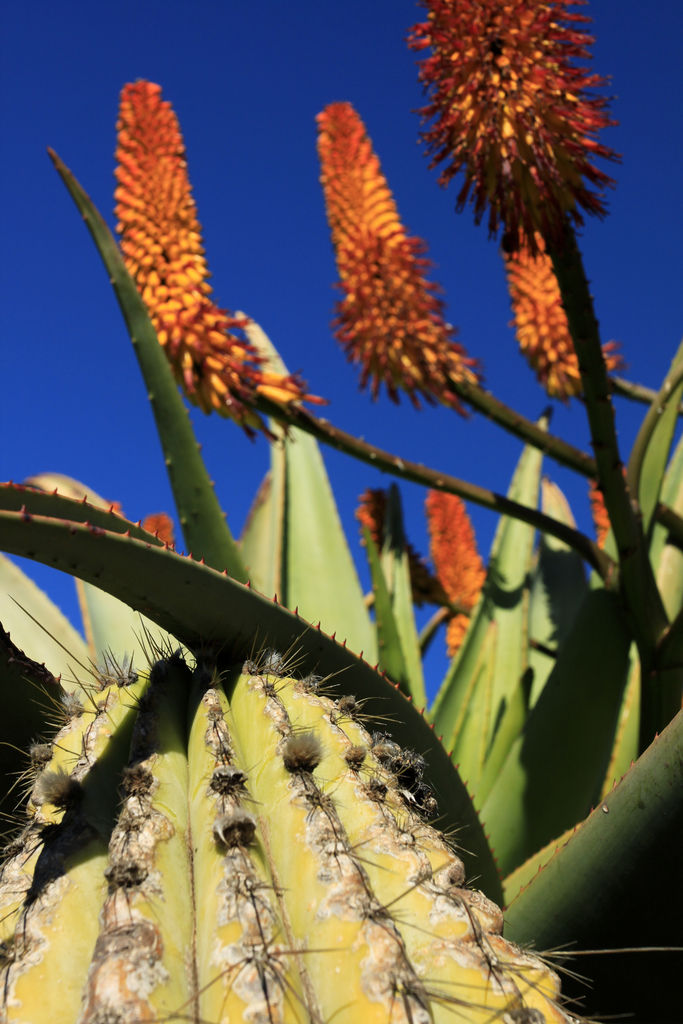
[0,649,572,1024]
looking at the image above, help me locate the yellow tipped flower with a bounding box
[425,491,485,656]
[409,0,618,251]
[317,102,478,409]
[505,232,623,398]
[115,81,319,434]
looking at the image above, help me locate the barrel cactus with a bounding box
[1,2,681,1021]
[0,646,575,1023]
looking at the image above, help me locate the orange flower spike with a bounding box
[505,232,623,398]
[425,491,485,656]
[409,0,618,252]
[115,81,318,434]
[317,102,478,409]
[588,480,611,549]
[356,488,387,552]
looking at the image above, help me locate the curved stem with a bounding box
[449,377,596,477]
[611,374,683,414]
[547,226,668,676]
[256,397,613,579]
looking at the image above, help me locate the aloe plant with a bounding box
[1,4,682,1021]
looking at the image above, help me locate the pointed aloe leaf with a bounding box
[48,149,246,581]
[527,479,587,706]
[598,428,683,787]
[504,710,683,955]
[381,485,426,707]
[431,601,497,778]
[627,338,683,536]
[640,431,683,735]
[599,646,640,796]
[476,665,533,805]
[24,473,177,669]
[239,470,285,596]
[449,628,496,787]
[649,431,683,621]
[431,425,546,776]
[480,588,631,876]
[0,551,90,683]
[361,525,412,697]
[242,318,375,659]
[483,423,545,738]
[0,481,163,542]
[0,500,501,902]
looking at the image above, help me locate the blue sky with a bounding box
[2,1,681,697]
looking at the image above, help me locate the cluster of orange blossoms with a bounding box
[317,102,478,409]
[425,491,486,656]
[114,81,318,435]
[356,489,485,658]
[409,0,618,252]
[505,232,622,398]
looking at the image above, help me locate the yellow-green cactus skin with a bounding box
[0,651,571,1024]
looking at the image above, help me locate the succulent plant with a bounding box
[1,4,681,1021]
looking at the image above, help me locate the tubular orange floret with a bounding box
[425,490,485,657]
[115,81,319,435]
[409,0,619,252]
[317,102,478,409]
[505,232,623,398]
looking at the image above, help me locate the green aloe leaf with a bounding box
[0,499,501,901]
[627,338,683,537]
[24,473,177,668]
[526,478,587,707]
[239,470,284,596]
[359,486,426,704]
[0,482,158,542]
[646,430,683,734]
[599,646,640,795]
[0,550,90,682]
[49,149,247,581]
[504,710,682,1018]
[380,485,426,707]
[649,431,683,621]
[361,525,412,698]
[599,442,682,794]
[242,318,375,660]
[479,587,631,876]
[430,424,546,788]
